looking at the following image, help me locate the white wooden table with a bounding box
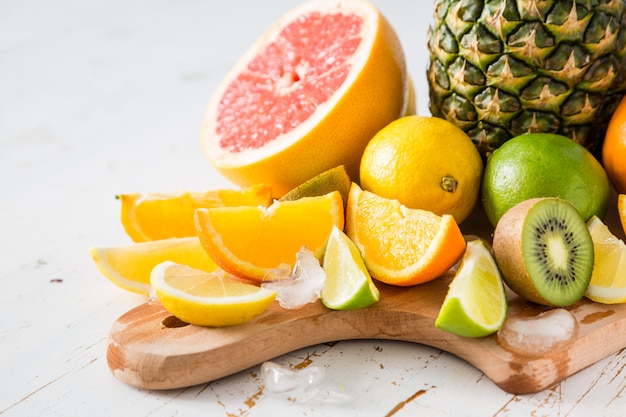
[2,1,625,416]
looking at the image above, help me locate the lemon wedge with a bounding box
[585,216,626,304]
[89,237,217,295]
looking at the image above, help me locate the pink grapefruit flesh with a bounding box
[217,12,363,153]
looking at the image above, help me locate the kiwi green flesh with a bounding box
[520,199,594,306]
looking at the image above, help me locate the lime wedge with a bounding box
[435,239,507,337]
[279,165,351,207]
[321,225,380,310]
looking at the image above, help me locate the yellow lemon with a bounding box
[359,116,483,224]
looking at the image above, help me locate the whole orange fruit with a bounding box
[603,95,626,193]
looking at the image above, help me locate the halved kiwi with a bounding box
[492,197,594,306]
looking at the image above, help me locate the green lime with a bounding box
[435,239,507,338]
[481,133,610,227]
[321,225,380,310]
[279,165,351,207]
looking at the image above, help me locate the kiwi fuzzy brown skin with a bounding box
[492,197,593,307]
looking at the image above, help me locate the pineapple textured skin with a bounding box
[427,0,626,157]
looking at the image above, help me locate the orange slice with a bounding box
[200,0,407,196]
[151,262,276,327]
[89,237,218,295]
[119,184,272,242]
[195,191,344,282]
[346,183,466,286]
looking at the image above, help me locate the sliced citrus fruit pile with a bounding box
[89,237,217,295]
[346,183,466,286]
[195,191,344,282]
[321,225,380,310]
[200,0,407,196]
[119,184,272,242]
[435,240,507,338]
[585,216,626,304]
[150,261,276,327]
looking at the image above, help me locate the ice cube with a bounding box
[497,308,579,357]
[261,361,324,403]
[263,263,292,281]
[261,247,326,309]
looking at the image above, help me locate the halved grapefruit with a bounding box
[201,0,407,197]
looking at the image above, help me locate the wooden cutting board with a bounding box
[107,192,626,395]
[107,275,626,395]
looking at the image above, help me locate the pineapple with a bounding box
[427,0,626,158]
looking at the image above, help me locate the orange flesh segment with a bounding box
[195,191,345,281]
[347,184,466,286]
[354,193,442,269]
[163,267,261,298]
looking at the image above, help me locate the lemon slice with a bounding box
[321,226,380,310]
[435,239,507,338]
[150,262,276,327]
[89,237,217,295]
[585,216,626,304]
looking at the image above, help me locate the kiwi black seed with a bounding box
[492,197,594,307]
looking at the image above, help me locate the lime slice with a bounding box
[585,216,626,304]
[321,226,380,310]
[435,239,507,337]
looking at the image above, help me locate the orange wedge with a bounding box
[119,184,272,242]
[346,183,466,286]
[195,191,344,282]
